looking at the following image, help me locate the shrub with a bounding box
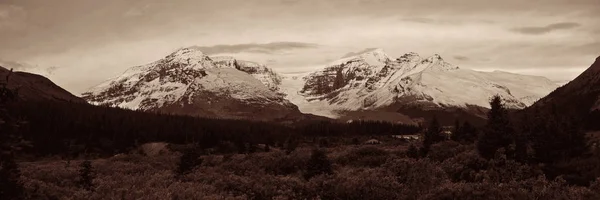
[383,158,449,197]
[78,160,95,191]
[306,168,403,200]
[336,146,389,167]
[175,148,203,178]
[427,141,469,162]
[406,144,420,159]
[0,154,23,199]
[264,152,308,176]
[304,149,333,180]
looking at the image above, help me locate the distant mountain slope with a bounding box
[281,48,558,124]
[0,66,85,103]
[82,47,303,121]
[530,56,600,128]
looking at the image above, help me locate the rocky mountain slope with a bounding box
[0,66,85,103]
[281,48,558,123]
[82,47,302,121]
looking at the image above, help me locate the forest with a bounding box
[5,100,420,157]
[2,78,600,199]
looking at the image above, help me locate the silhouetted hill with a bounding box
[0,66,85,103]
[529,56,600,130]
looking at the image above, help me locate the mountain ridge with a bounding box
[82,47,305,121]
[281,49,558,123]
[0,66,86,103]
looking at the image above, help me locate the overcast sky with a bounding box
[0,0,598,94]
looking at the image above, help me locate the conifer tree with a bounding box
[451,120,478,143]
[529,107,588,164]
[78,159,95,191]
[284,137,298,155]
[406,144,420,159]
[304,149,333,180]
[0,69,24,199]
[451,120,461,142]
[423,116,444,150]
[175,147,203,178]
[478,95,515,159]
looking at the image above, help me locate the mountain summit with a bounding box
[282,49,558,123]
[82,47,302,121]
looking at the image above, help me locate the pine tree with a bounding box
[284,137,298,155]
[319,138,330,148]
[423,116,444,150]
[247,142,256,154]
[451,120,478,143]
[235,140,246,154]
[304,149,333,180]
[451,120,462,142]
[406,144,419,159]
[78,160,95,191]
[461,121,478,143]
[529,107,588,164]
[478,95,515,159]
[0,69,24,199]
[175,147,203,178]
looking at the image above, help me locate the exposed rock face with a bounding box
[281,48,558,123]
[82,47,302,121]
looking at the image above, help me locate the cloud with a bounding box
[0,4,26,30]
[0,59,58,75]
[511,22,581,35]
[453,56,470,61]
[574,41,600,56]
[123,4,152,17]
[190,42,319,55]
[341,48,378,58]
[0,59,28,70]
[402,17,436,24]
[280,0,301,5]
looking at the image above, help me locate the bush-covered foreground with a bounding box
[16,143,600,200]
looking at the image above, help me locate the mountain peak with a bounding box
[332,48,391,67]
[162,46,214,70]
[353,48,391,66]
[397,52,421,62]
[169,46,208,58]
[364,48,386,54]
[426,54,443,62]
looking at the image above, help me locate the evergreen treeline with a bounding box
[297,120,420,137]
[420,95,598,185]
[7,101,420,157]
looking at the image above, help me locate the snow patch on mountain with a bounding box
[280,49,558,118]
[83,47,291,114]
[211,56,283,91]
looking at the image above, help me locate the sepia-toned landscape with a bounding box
[1,0,599,199]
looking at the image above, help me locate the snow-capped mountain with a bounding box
[82,47,301,121]
[281,48,558,122]
[211,56,283,92]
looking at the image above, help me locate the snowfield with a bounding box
[279,48,558,118]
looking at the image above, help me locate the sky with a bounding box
[0,0,598,94]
